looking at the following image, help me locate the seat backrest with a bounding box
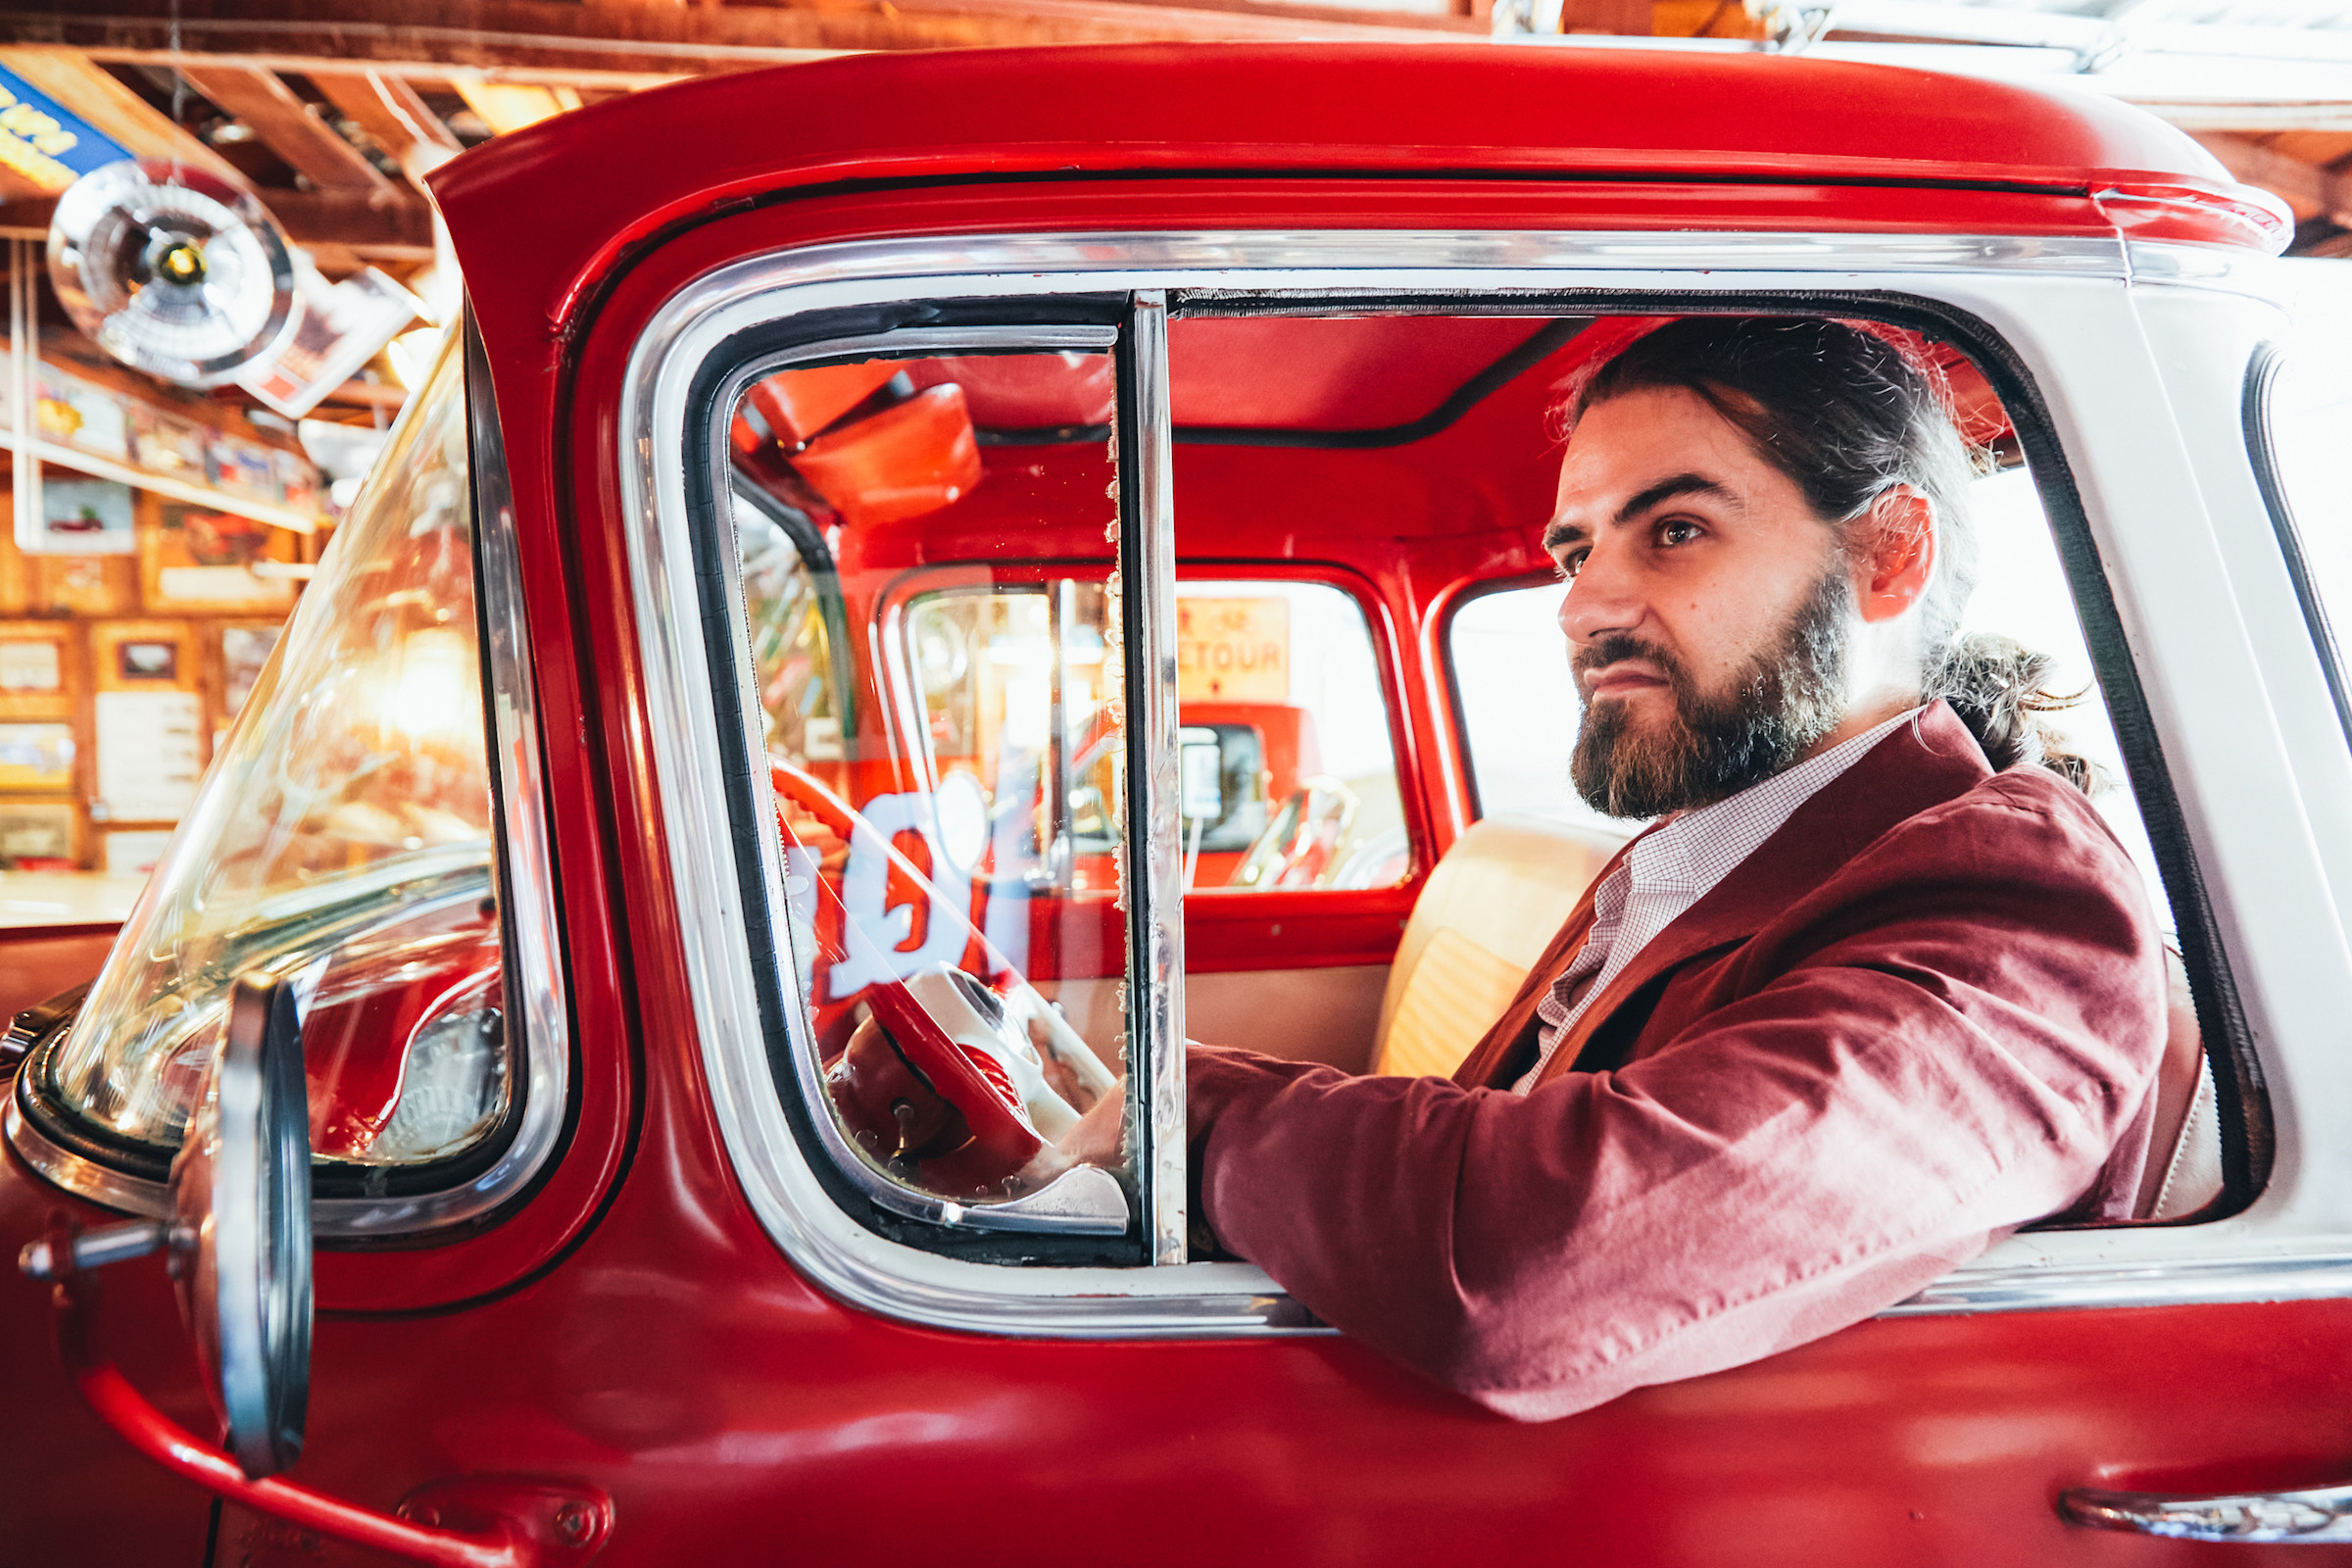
[1372,813,1623,1079]
[2136,947,2223,1220]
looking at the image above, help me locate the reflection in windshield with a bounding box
[46,331,510,1168]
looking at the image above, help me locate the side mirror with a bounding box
[19,972,612,1565]
[172,972,313,1479]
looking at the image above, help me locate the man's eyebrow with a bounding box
[1541,516,1588,555]
[1614,472,1739,525]
[1544,472,1742,554]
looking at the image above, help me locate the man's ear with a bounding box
[1857,487,1936,623]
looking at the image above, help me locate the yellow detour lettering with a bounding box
[1177,597,1290,703]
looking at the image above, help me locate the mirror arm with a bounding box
[34,1213,612,1568]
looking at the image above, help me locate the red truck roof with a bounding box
[433,44,2282,353]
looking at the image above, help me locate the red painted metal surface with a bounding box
[34,1208,614,1567]
[6,47,2342,1567]
[69,1360,526,1568]
[430,44,2284,352]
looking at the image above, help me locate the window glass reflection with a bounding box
[730,351,1131,1212]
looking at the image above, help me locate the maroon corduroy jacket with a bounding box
[1185,702,2169,1421]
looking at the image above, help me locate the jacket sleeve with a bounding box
[1185,782,2169,1422]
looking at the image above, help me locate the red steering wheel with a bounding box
[771,761,1069,1196]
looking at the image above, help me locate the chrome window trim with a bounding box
[2125,241,2287,302]
[1120,289,1190,1266]
[2,319,572,1241]
[625,227,2342,1339]
[454,312,575,1235]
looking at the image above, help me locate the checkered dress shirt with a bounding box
[1514,706,1927,1094]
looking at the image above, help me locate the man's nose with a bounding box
[1557,536,1645,648]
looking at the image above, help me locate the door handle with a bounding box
[2063,1483,2352,1542]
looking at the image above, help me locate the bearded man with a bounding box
[1052,316,2170,1422]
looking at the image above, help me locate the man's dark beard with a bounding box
[1571,564,1853,819]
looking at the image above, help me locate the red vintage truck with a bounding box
[9,43,2352,1564]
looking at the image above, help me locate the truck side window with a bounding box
[724,346,1139,1254]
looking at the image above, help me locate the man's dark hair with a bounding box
[1565,316,2098,787]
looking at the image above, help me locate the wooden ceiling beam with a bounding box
[86,50,694,93]
[16,0,1476,74]
[450,77,580,136]
[308,69,463,192]
[0,45,244,182]
[174,64,401,196]
[0,188,435,258]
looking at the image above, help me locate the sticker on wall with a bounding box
[0,723,74,789]
[0,801,78,868]
[0,641,62,693]
[33,476,135,555]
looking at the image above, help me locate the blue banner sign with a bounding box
[0,65,131,194]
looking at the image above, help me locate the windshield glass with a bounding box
[41,332,509,1169]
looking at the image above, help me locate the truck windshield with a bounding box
[37,330,512,1173]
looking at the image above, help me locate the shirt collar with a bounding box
[1625,706,1928,896]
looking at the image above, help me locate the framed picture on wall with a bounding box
[100,827,174,876]
[0,723,74,790]
[116,640,177,682]
[129,408,211,481]
[38,369,129,463]
[205,439,280,502]
[31,478,136,556]
[0,635,63,696]
[141,501,298,613]
[0,801,78,869]
[89,621,201,824]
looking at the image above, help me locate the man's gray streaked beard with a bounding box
[1570,562,1854,819]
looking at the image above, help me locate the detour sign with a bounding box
[1178,597,1289,703]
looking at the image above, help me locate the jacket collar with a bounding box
[1446,701,1995,1092]
[1521,700,1992,1086]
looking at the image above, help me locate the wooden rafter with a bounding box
[450,77,579,136]
[0,44,243,180]
[10,0,1477,74]
[89,50,696,94]
[308,69,463,195]
[0,188,435,259]
[174,63,400,196]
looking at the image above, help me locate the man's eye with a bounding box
[1658,518,1701,548]
[1557,550,1589,581]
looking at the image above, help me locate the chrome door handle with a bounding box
[2064,1483,2352,1542]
